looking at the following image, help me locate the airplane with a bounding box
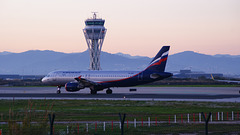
[41,46,172,94]
[211,74,240,84]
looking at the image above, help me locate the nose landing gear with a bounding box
[57,86,61,94]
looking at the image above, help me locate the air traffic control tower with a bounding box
[83,12,107,70]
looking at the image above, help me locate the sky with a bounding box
[0,0,239,57]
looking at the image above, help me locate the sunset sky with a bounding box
[0,0,239,57]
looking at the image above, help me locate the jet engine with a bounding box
[65,82,85,92]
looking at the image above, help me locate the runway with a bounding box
[0,86,240,102]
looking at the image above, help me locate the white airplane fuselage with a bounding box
[42,71,139,86]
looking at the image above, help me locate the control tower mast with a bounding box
[83,12,107,70]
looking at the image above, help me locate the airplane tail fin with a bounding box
[145,46,170,72]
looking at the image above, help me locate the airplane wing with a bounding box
[74,76,100,87]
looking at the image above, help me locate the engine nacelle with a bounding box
[65,82,85,92]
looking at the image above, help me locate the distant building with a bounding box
[0,74,20,80]
[0,74,44,80]
[173,70,223,79]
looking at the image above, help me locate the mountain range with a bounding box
[0,50,239,75]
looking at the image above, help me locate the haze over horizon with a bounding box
[1,49,240,58]
[1,49,240,75]
[0,0,239,57]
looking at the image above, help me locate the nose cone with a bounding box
[41,77,48,84]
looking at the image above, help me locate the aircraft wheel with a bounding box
[57,86,61,94]
[91,90,97,95]
[106,89,112,94]
[57,90,61,94]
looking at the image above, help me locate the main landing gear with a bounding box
[57,86,61,94]
[106,88,112,94]
[90,90,97,95]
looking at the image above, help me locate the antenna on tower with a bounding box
[92,12,98,19]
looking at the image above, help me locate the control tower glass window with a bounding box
[85,21,104,26]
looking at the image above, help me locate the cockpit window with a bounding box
[46,71,58,77]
